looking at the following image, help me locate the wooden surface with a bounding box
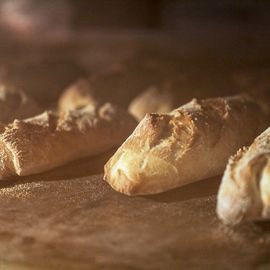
[0,167,270,270]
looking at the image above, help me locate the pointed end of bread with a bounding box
[104,148,179,196]
[0,142,14,180]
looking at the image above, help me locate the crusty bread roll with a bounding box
[128,76,239,121]
[58,62,158,113]
[0,103,137,179]
[128,86,175,121]
[128,76,194,121]
[58,54,182,114]
[0,83,42,123]
[217,127,270,225]
[104,94,270,196]
[58,78,100,112]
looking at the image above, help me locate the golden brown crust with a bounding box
[0,103,137,179]
[0,83,42,123]
[128,86,176,120]
[217,127,270,225]
[127,77,239,121]
[58,78,99,112]
[104,94,270,196]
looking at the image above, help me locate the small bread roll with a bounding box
[58,57,175,113]
[58,63,154,113]
[0,83,42,123]
[217,127,270,225]
[128,75,239,121]
[128,77,190,120]
[104,94,270,196]
[58,78,101,112]
[128,86,176,121]
[0,103,137,179]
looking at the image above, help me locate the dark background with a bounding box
[69,0,270,31]
[0,0,269,105]
[1,0,270,34]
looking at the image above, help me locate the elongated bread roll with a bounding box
[104,94,270,196]
[0,83,42,123]
[128,77,238,121]
[58,78,100,112]
[58,63,155,113]
[128,85,178,121]
[217,127,270,225]
[0,103,137,179]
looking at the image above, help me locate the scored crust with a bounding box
[104,94,270,196]
[217,127,270,225]
[0,103,137,179]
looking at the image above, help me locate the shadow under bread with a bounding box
[144,175,221,203]
[0,148,116,189]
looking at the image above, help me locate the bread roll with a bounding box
[58,62,157,113]
[128,86,176,121]
[0,83,41,123]
[128,75,238,121]
[0,103,137,179]
[59,55,181,113]
[217,127,270,225]
[104,94,270,196]
[58,78,100,112]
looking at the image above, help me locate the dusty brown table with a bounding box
[0,156,269,270]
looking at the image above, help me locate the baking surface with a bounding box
[0,32,269,270]
[0,167,270,270]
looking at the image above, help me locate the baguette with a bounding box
[217,127,270,225]
[58,63,154,113]
[0,83,42,123]
[104,94,270,196]
[0,103,137,179]
[58,78,100,112]
[128,85,178,121]
[128,78,238,121]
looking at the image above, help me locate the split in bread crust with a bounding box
[217,127,270,225]
[0,103,137,179]
[104,94,270,196]
[0,83,42,123]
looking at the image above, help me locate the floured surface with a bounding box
[0,173,269,270]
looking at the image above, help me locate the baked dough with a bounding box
[217,127,270,225]
[104,94,270,196]
[58,78,100,112]
[0,83,42,123]
[58,63,156,112]
[128,85,179,121]
[0,103,137,179]
[128,77,238,121]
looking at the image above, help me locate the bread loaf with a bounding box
[58,62,156,113]
[58,78,100,112]
[128,85,178,121]
[104,94,270,195]
[0,103,137,179]
[128,77,238,121]
[217,127,270,225]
